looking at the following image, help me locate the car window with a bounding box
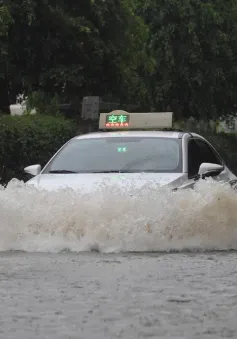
[188,139,222,178]
[43,137,183,173]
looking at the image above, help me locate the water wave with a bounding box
[0,178,237,253]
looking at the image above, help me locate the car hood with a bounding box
[26,172,186,193]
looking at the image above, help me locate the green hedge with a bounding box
[0,115,77,184]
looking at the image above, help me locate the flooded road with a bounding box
[1,251,237,338]
[1,179,237,337]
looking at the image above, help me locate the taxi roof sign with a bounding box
[99,110,173,130]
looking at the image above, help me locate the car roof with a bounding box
[74,131,183,139]
[73,130,206,140]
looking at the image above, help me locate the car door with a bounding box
[187,137,229,182]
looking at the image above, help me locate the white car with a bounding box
[24,111,237,192]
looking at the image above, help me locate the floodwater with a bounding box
[1,179,237,338]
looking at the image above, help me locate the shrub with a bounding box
[0,115,77,184]
[26,90,60,116]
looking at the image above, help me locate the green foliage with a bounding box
[0,4,13,112]
[26,91,61,116]
[139,0,237,118]
[0,115,77,184]
[2,0,237,118]
[2,0,151,109]
[0,5,12,44]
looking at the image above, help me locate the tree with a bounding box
[1,0,151,112]
[0,4,13,112]
[140,0,237,119]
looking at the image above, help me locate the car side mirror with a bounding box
[198,162,223,178]
[24,164,41,176]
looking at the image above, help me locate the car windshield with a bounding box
[43,137,182,173]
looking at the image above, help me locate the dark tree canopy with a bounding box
[1,0,237,118]
[140,0,237,119]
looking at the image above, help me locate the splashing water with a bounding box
[1,178,237,253]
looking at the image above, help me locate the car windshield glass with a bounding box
[43,137,182,173]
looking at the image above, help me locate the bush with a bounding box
[26,90,61,116]
[0,115,77,184]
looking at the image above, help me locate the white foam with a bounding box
[0,178,237,253]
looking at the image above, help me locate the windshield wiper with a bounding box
[91,170,137,173]
[91,170,120,173]
[48,170,78,174]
